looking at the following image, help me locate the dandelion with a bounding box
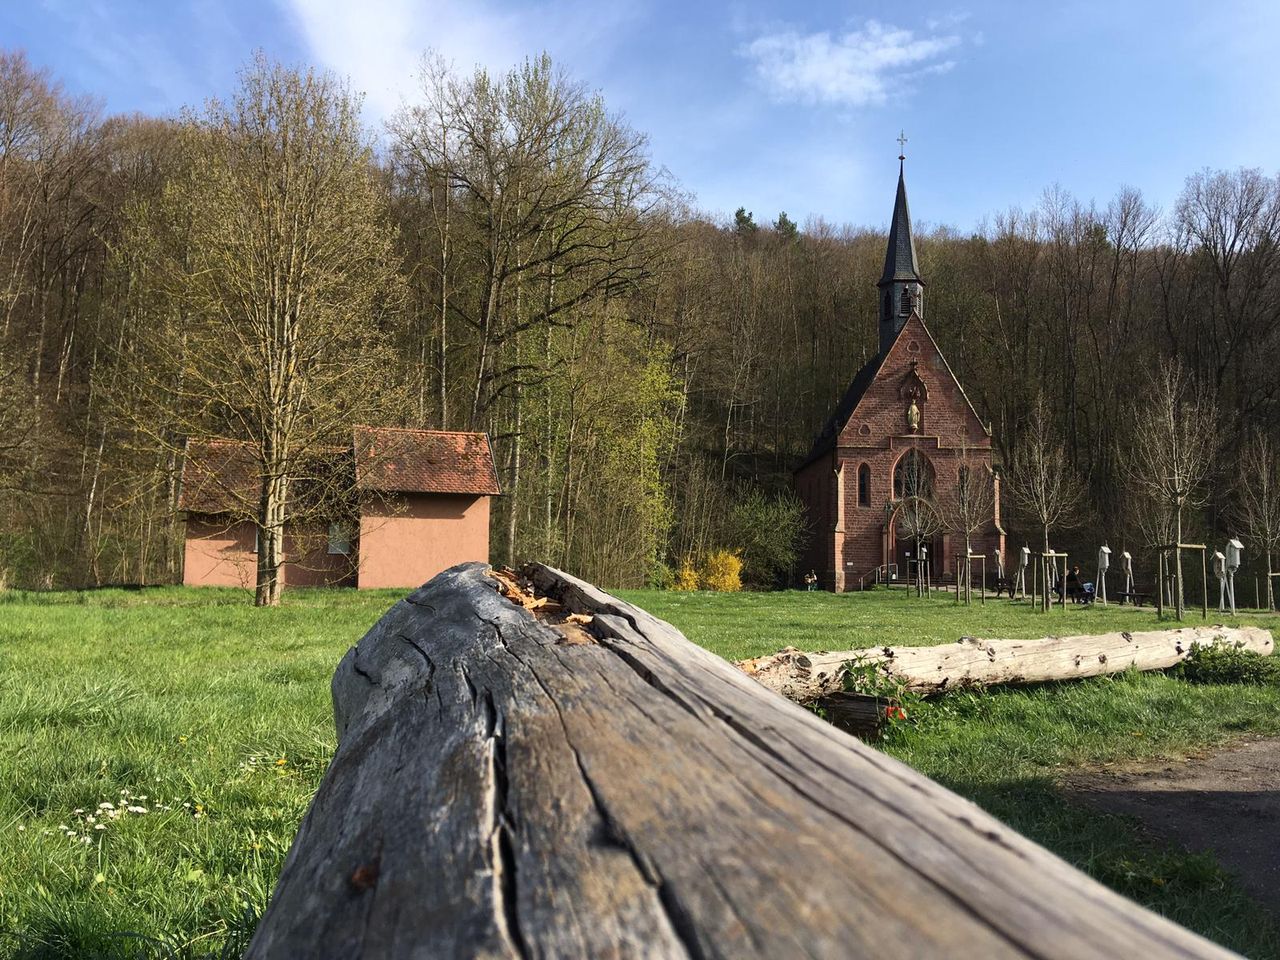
[178,736,189,743]
[275,758,288,767]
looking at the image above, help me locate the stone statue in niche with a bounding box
[906,400,921,433]
[899,360,927,434]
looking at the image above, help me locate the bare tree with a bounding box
[1237,430,1280,609]
[118,54,405,606]
[894,449,944,597]
[1123,364,1218,619]
[1004,394,1085,558]
[943,443,996,595]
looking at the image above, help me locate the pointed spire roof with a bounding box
[879,161,923,286]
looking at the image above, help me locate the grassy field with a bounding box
[1,584,1278,958]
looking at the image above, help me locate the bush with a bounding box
[1174,643,1280,685]
[649,562,675,590]
[672,558,700,591]
[725,486,806,588]
[700,550,742,592]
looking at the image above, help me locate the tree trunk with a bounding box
[246,562,1237,959]
[1175,503,1185,620]
[255,471,288,607]
[739,626,1274,701]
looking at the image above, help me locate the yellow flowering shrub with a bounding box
[701,550,742,592]
[673,558,700,591]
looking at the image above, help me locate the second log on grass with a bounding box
[738,625,1275,702]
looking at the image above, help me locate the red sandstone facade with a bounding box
[795,164,1004,591]
[179,426,500,591]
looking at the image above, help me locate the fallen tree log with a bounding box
[738,625,1275,702]
[247,562,1238,959]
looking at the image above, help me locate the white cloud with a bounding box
[278,0,639,125]
[740,19,963,108]
[277,0,525,122]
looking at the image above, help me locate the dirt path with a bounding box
[1066,736,1280,917]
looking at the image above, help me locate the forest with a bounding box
[1,47,1277,600]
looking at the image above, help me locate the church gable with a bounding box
[835,314,989,448]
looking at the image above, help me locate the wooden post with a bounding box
[249,562,1243,960]
[1156,551,1164,619]
[1200,549,1208,620]
[980,556,986,605]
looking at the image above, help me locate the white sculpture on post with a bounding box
[1096,545,1111,605]
[1225,538,1243,615]
[1014,545,1029,599]
[1121,551,1133,599]
[1213,550,1227,613]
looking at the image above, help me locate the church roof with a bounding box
[879,164,923,287]
[798,352,885,469]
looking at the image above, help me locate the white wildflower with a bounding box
[126,806,147,815]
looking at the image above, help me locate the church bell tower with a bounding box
[878,141,924,356]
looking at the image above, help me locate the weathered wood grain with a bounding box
[247,562,1240,959]
[739,626,1274,701]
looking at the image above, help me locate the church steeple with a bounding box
[878,138,924,355]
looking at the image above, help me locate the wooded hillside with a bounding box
[1,48,1278,593]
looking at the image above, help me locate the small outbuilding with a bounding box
[178,425,501,590]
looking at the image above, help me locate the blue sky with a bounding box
[5,0,1279,232]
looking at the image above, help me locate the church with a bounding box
[795,158,1004,591]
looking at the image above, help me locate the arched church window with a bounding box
[893,449,934,499]
[857,464,870,506]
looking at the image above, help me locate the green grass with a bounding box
[1,584,1277,957]
[616,584,1279,660]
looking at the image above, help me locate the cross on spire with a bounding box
[897,129,908,160]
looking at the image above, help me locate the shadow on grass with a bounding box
[1,905,257,960]
[934,773,1280,960]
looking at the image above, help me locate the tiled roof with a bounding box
[353,426,501,496]
[179,427,499,515]
[178,439,259,514]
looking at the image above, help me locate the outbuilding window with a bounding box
[327,522,352,556]
[857,464,871,507]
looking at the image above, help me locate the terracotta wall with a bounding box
[357,493,490,590]
[182,517,356,588]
